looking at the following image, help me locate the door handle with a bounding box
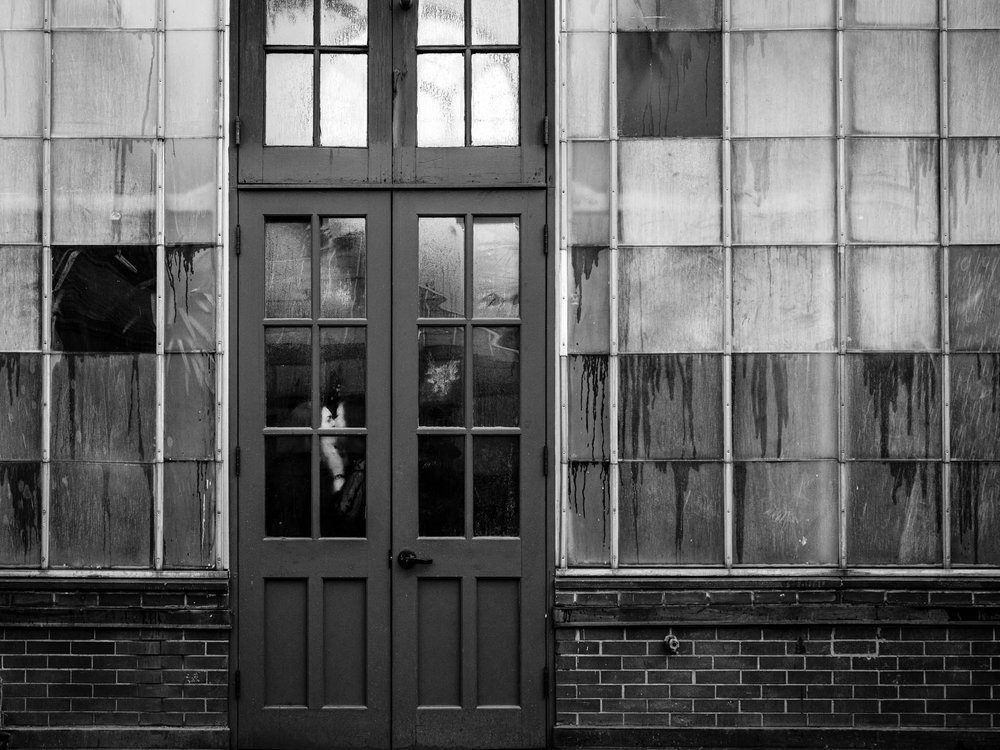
[399,0,413,9]
[397,549,433,569]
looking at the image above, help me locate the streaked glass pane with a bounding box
[418,0,464,46]
[950,32,1000,136]
[568,0,608,30]
[166,0,220,29]
[0,462,40,566]
[568,355,609,461]
[471,0,518,44]
[951,463,1000,565]
[320,434,366,537]
[320,327,366,426]
[266,54,313,146]
[265,328,311,427]
[731,0,836,28]
[617,0,721,30]
[618,247,723,352]
[568,247,609,354]
[164,461,216,568]
[418,53,465,147]
[565,33,609,138]
[567,461,610,566]
[165,31,219,137]
[321,0,367,45]
[166,138,218,244]
[0,31,44,135]
[951,355,1000,459]
[950,1,1000,29]
[950,246,1000,351]
[474,326,519,426]
[265,221,311,319]
[950,138,1000,243]
[0,246,40,350]
[320,54,367,147]
[473,436,519,537]
[52,0,157,28]
[165,245,217,352]
[473,217,518,318]
[419,436,464,536]
[0,0,43,28]
[418,326,464,426]
[419,217,465,318]
[0,354,41,460]
[844,0,938,27]
[568,141,610,246]
[0,138,41,243]
[619,461,723,565]
[266,0,313,44]
[320,217,366,318]
[164,354,216,460]
[472,53,518,146]
[266,435,311,537]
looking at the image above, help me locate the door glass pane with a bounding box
[265,221,312,319]
[951,463,1000,565]
[567,461,610,565]
[419,435,464,536]
[950,354,1000,459]
[568,247,610,354]
[266,0,313,45]
[471,0,518,44]
[418,53,465,147]
[565,33,609,139]
[418,326,464,426]
[731,0,836,28]
[266,435,311,537]
[419,217,465,318]
[0,246,40,350]
[321,0,367,45]
[320,217,366,318]
[165,138,218,244]
[266,54,313,146]
[418,0,464,46]
[568,355,609,461]
[320,327,366,426]
[165,31,219,137]
[471,53,518,146]
[0,138,41,243]
[0,462,40,566]
[163,460,216,568]
[568,141,610,246]
[266,328,312,427]
[950,246,1000,351]
[165,245,217,352]
[320,54,367,147]
[52,0,157,28]
[0,31,44,136]
[0,354,41,460]
[320,435,366,537]
[617,0,721,30]
[473,217,519,318]
[473,436,519,537]
[164,353,216,460]
[473,326,519,426]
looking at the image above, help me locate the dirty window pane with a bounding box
[266,0,313,45]
[846,246,939,351]
[733,246,837,352]
[266,435,311,537]
[846,138,939,243]
[568,355,609,461]
[619,354,723,459]
[844,0,938,27]
[731,0,836,28]
[474,326,519,426]
[51,246,156,353]
[619,461,722,565]
[618,247,723,352]
[732,139,836,243]
[265,221,311,319]
[567,0,609,30]
[0,31,44,136]
[949,246,1000,351]
[166,139,218,244]
[568,141,610,246]
[320,54,368,147]
[319,434,366,538]
[321,0,367,45]
[319,327,366,426]
[567,461,610,566]
[52,0,157,28]
[166,0,220,29]
[847,462,941,566]
[165,245,217,352]
[565,33,609,139]
[164,354,216,460]
[266,54,314,146]
[419,435,465,537]
[950,32,1000,137]
[618,139,721,245]
[473,217,519,318]
[0,138,41,243]
[734,462,838,565]
[951,463,1000,565]
[50,354,156,461]
[473,436,519,537]
[950,355,1000,459]
[617,31,722,137]
[418,0,464,46]
[733,355,838,459]
[0,0,43,28]
[419,217,465,318]
[0,354,41,460]
[320,218,366,318]
[418,53,465,147]
[568,247,610,354]
[472,53,519,146]
[418,326,465,426]
[730,31,835,137]
[950,139,1000,243]
[845,31,937,136]
[844,354,941,459]
[950,1,1000,29]
[164,461,216,568]
[51,138,156,245]
[471,0,518,44]
[165,31,219,137]
[0,462,40,566]
[50,462,153,568]
[0,246,41,350]
[617,0,721,30]
[266,327,312,427]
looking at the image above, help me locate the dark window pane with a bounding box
[265,221,311,319]
[266,435,311,537]
[474,326,519,427]
[164,353,216,460]
[473,218,519,318]
[568,247,609,353]
[419,435,464,537]
[0,245,41,350]
[0,462,40,566]
[320,435,365,537]
[320,218,366,319]
[567,461,609,566]
[951,462,1000,565]
[418,326,464,426]
[950,246,1000,351]
[0,354,41,460]
[320,327,366,427]
[165,245,216,352]
[163,460,215,568]
[619,461,723,565]
[617,0,721,30]
[52,246,156,353]
[419,217,465,318]
[951,354,1000,459]
[568,354,609,461]
[473,436,519,537]
[617,31,722,137]
[266,327,311,427]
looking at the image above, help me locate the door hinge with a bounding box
[234,669,241,699]
[543,224,549,255]
[233,117,241,146]
[543,666,549,700]
[234,446,241,477]
[234,225,241,256]
[543,116,550,146]
[542,445,549,476]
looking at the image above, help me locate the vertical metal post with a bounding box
[607,7,619,569]
[40,0,53,570]
[154,0,167,571]
[836,0,848,569]
[556,0,568,570]
[216,0,230,570]
[939,0,952,568]
[722,0,734,569]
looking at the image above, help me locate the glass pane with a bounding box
[0,246,40,350]
[950,138,1000,243]
[0,138,41,243]
[619,354,723,459]
[566,461,610,565]
[266,328,312,427]
[418,326,464,426]
[473,218,519,318]
[733,246,837,352]
[733,354,838,459]
[844,354,941,458]
[568,0,609,30]
[267,0,313,44]
[51,246,156,352]
[618,247,723,352]
[846,138,939,243]
[265,221,311,319]
[52,0,157,27]
[619,461,723,565]
[844,0,938,27]
[618,139,721,245]
[418,53,465,147]
[950,1,1000,29]
[950,246,1000,351]
[0,354,41,460]
[565,33,609,138]
[473,436,519,536]
[321,0,367,45]
[165,31,219,137]
[730,31,835,137]
[734,462,838,565]
[418,0,464,46]
[950,32,1000,137]
[0,0,43,28]
[266,436,311,537]
[617,0,721,30]
[845,31,937,135]
[471,0,518,44]
[321,218,366,318]
[51,138,156,245]
[50,354,156,461]
[419,217,465,318]
[472,53,518,146]
[732,138,836,243]
[320,54,367,147]
[846,246,939,350]
[266,54,314,146]
[731,0,836,28]
[163,461,216,568]
[0,462,40,566]
[166,139,217,243]
[320,327,366,426]
[50,462,153,568]
[568,247,609,353]
[568,355,609,461]
[568,141,610,246]
[320,434,366,537]
[0,31,44,135]
[419,435,464,536]
[847,462,941,565]
[164,353,216,460]
[950,355,1000,459]
[166,0,220,29]
[617,31,722,137]
[165,245,217,352]
[474,326,519,426]
[951,463,1000,565]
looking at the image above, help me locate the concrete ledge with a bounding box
[3,727,228,750]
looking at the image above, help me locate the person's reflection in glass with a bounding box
[319,394,366,537]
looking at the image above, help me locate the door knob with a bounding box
[399,0,413,9]
[397,549,433,569]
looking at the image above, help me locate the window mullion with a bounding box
[40,0,53,571]
[940,0,952,569]
[154,0,167,572]
[722,0,733,570]
[608,8,619,571]
[836,0,848,570]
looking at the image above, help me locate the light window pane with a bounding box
[166,139,217,244]
[419,435,465,536]
[568,0,609,30]
[0,0,43,28]
[0,138,41,243]
[265,221,311,319]
[166,31,219,137]
[418,53,465,147]
[266,54,313,146]
[568,141,610,246]
[320,435,366,537]
[418,0,464,46]
[265,328,311,427]
[732,138,836,244]
[950,355,1000,460]
[950,0,1000,29]
[0,246,40,350]
[734,462,838,565]
[473,217,519,318]
[471,0,518,44]
[419,216,465,318]
[164,354,216,460]
[618,247,723,352]
[473,436,519,537]
[474,326,519,426]
[0,32,43,136]
[730,31,835,137]
[568,355,609,461]
[472,53,518,146]
[165,245,217,352]
[52,0,157,28]
[731,0,835,28]
[0,462,40,566]
[0,354,41,460]
[51,138,156,245]
[568,247,609,354]
[950,32,1000,136]
[320,54,367,147]
[617,0,721,30]
[619,461,723,565]
[846,138,938,243]
[320,218,366,318]
[567,462,610,566]
[950,139,1000,243]
[951,463,1000,565]
[166,0,219,29]
[266,435,311,537]
[321,0,367,45]
[844,0,938,27]
[164,461,216,568]
[418,326,464,427]
[266,0,313,44]
[618,139,721,245]
[319,327,366,426]
[565,33,609,138]
[949,246,1000,351]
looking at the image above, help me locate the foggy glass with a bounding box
[567,247,610,354]
[265,327,312,427]
[418,53,465,147]
[949,138,1000,243]
[473,326,519,427]
[320,54,368,147]
[472,53,519,146]
[266,0,313,45]
[565,33,609,139]
[166,0,220,29]
[0,31,44,136]
[266,54,313,146]
[164,353,216,460]
[52,0,157,28]
[419,217,465,318]
[320,327,366,426]
[165,245,217,352]
[320,217,366,318]
[844,0,938,27]
[265,221,311,319]
[471,0,518,44]
[166,31,219,137]
[0,246,40,351]
[568,141,610,246]
[731,0,835,28]
[473,217,519,318]
[165,138,218,244]
[566,0,608,30]
[568,355,609,461]
[418,326,464,426]
[949,246,1000,351]
[617,0,721,30]
[418,0,464,46]
[321,0,367,45]
[566,461,610,566]
[950,32,1000,137]
[0,138,42,243]
[0,0,43,28]
[949,1,1000,29]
